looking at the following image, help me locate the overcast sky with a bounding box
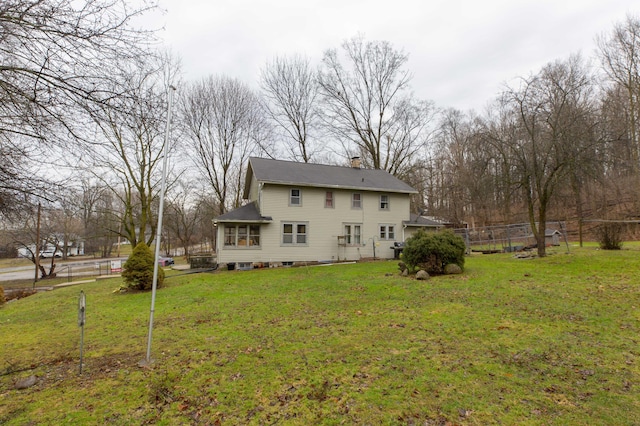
[151,0,638,112]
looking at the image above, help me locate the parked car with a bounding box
[40,249,63,258]
[158,256,174,266]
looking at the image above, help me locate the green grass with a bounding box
[0,258,32,268]
[1,246,639,425]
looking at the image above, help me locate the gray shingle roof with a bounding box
[244,157,417,198]
[214,201,272,223]
[403,214,446,228]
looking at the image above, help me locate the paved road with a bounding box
[0,257,127,282]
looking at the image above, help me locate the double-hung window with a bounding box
[379,224,395,240]
[344,223,362,245]
[352,193,362,209]
[248,225,261,246]
[224,226,236,246]
[282,222,308,245]
[325,191,334,208]
[380,194,390,210]
[290,189,302,206]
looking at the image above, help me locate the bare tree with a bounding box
[260,54,321,162]
[318,36,435,174]
[0,0,158,216]
[503,55,596,256]
[49,190,84,260]
[164,179,203,259]
[180,76,268,214]
[81,55,179,247]
[10,203,65,279]
[196,195,223,253]
[433,109,496,226]
[0,141,37,218]
[597,14,640,172]
[480,101,524,224]
[79,179,120,257]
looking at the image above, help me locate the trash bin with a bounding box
[227,262,235,271]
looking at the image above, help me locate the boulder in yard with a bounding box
[444,264,463,275]
[416,270,430,280]
[15,375,37,390]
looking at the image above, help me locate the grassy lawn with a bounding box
[1,246,639,424]
[0,258,33,269]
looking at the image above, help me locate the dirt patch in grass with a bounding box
[3,352,141,391]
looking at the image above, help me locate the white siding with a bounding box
[247,175,260,208]
[217,183,412,264]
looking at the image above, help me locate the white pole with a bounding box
[143,85,176,366]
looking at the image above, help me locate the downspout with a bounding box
[213,220,219,265]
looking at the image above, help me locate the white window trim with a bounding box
[351,193,362,209]
[379,224,396,240]
[379,194,390,210]
[281,221,309,246]
[343,223,363,246]
[289,188,302,207]
[325,191,334,208]
[223,224,261,249]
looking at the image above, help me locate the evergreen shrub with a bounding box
[122,242,163,291]
[402,229,466,275]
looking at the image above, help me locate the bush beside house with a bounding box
[401,229,466,275]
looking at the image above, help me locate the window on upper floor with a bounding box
[352,193,362,209]
[379,224,395,240]
[325,191,334,208]
[282,222,308,245]
[290,188,301,206]
[380,194,390,210]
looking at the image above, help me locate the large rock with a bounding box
[401,269,409,277]
[416,270,430,280]
[15,375,37,390]
[444,264,463,275]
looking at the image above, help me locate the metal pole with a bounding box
[371,236,376,259]
[78,291,86,374]
[34,203,41,287]
[79,325,84,374]
[143,85,176,366]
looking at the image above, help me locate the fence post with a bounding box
[466,228,471,255]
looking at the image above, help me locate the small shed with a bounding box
[545,229,562,246]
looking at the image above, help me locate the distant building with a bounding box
[17,240,84,258]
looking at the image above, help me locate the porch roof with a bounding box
[214,202,272,223]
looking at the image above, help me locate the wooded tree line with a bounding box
[1,1,639,260]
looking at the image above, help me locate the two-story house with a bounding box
[213,157,436,268]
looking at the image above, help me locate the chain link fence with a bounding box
[454,221,569,254]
